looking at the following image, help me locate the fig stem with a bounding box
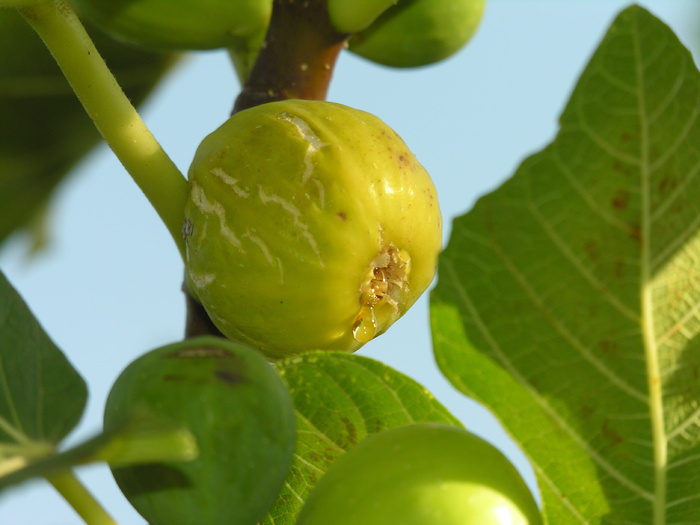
[232,0,348,114]
[18,0,188,260]
[48,470,119,525]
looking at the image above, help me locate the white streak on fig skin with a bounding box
[243,231,285,284]
[190,182,245,252]
[210,167,251,198]
[244,231,273,264]
[258,185,324,266]
[277,112,328,208]
[190,272,216,289]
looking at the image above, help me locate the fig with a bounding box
[103,336,296,525]
[326,0,399,34]
[348,0,485,68]
[296,423,543,525]
[183,99,441,359]
[70,0,271,51]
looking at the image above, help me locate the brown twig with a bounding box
[233,0,348,113]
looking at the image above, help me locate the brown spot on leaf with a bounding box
[584,241,599,260]
[341,417,358,447]
[611,190,630,211]
[598,339,619,358]
[580,404,596,419]
[602,419,624,446]
[628,225,642,243]
[658,177,676,194]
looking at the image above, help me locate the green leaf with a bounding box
[0,8,177,249]
[261,351,461,524]
[0,271,86,479]
[0,411,198,491]
[431,5,700,523]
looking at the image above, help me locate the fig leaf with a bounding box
[432,6,700,522]
[0,271,86,485]
[260,351,461,524]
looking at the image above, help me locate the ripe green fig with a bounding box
[103,337,296,525]
[71,0,271,51]
[183,99,442,359]
[296,423,543,525]
[348,0,485,68]
[327,0,399,34]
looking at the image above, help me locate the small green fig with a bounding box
[296,423,543,525]
[103,337,296,525]
[349,0,486,68]
[71,0,271,51]
[183,100,442,359]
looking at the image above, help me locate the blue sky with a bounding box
[1,1,698,523]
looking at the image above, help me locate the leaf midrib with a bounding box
[633,17,667,525]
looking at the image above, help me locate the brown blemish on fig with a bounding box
[169,345,235,359]
[215,370,244,384]
[337,211,347,221]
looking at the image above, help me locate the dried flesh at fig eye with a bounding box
[71,0,271,51]
[349,0,486,68]
[295,424,543,525]
[184,100,442,359]
[103,337,296,525]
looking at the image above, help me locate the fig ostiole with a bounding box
[349,0,486,68]
[183,99,442,359]
[103,336,296,525]
[71,0,272,51]
[295,423,543,525]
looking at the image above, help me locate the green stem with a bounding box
[48,470,119,525]
[18,1,188,259]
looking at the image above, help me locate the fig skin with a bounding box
[296,423,543,525]
[103,337,296,525]
[349,0,486,68]
[326,0,399,33]
[184,99,442,359]
[71,0,271,51]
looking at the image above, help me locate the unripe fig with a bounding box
[349,0,485,68]
[183,100,441,359]
[103,337,296,525]
[327,0,399,34]
[296,423,543,525]
[71,0,271,51]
